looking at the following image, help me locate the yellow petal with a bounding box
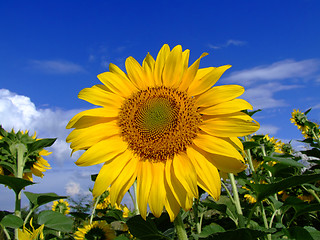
[200,99,253,115]
[67,120,119,151]
[172,153,198,198]
[75,135,128,166]
[201,115,260,137]
[193,145,246,173]
[92,150,133,197]
[97,71,137,98]
[164,177,181,222]
[193,133,244,160]
[125,57,149,89]
[179,52,208,92]
[162,45,183,88]
[109,63,128,79]
[195,85,245,108]
[142,53,156,87]
[109,155,139,205]
[188,65,231,96]
[154,44,170,86]
[187,147,221,199]
[78,85,124,108]
[136,160,153,219]
[148,161,166,218]
[66,108,117,129]
[164,158,193,211]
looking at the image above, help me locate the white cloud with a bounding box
[65,181,81,196]
[242,82,301,109]
[225,59,320,86]
[0,88,81,164]
[29,59,85,74]
[255,124,280,135]
[208,39,246,49]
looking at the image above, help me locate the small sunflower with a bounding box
[51,199,70,215]
[74,221,116,240]
[291,109,307,131]
[24,149,52,182]
[67,44,259,221]
[244,194,257,204]
[18,218,44,240]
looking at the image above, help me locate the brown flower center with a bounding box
[118,86,202,162]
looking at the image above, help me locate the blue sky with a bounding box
[1,0,320,210]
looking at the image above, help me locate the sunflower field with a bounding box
[1,45,320,240]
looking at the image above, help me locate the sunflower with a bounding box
[66,44,259,221]
[51,199,70,215]
[74,221,116,240]
[291,109,307,131]
[23,149,52,182]
[18,218,44,240]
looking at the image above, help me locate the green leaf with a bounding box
[263,156,304,168]
[304,226,320,239]
[114,236,131,240]
[24,192,67,207]
[287,226,315,240]
[27,138,56,154]
[242,141,260,150]
[126,215,170,240]
[0,175,34,194]
[203,227,275,240]
[0,214,23,228]
[38,210,73,232]
[249,173,320,201]
[196,223,225,238]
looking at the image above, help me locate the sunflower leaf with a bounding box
[0,214,23,228]
[126,215,171,240]
[24,192,67,208]
[27,138,56,154]
[0,175,34,194]
[249,173,320,201]
[38,210,73,232]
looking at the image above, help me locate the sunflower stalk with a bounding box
[193,198,202,234]
[228,173,245,228]
[2,226,11,240]
[133,181,140,215]
[14,143,27,240]
[90,195,101,224]
[174,210,188,240]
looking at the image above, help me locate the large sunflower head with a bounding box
[74,221,116,240]
[66,44,259,221]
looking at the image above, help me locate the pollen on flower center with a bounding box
[118,86,202,162]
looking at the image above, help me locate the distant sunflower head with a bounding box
[66,44,259,221]
[74,221,116,240]
[291,109,307,130]
[51,199,70,215]
[0,128,52,182]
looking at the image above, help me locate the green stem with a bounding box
[221,180,235,204]
[193,198,201,234]
[302,185,320,204]
[1,225,11,240]
[228,173,245,228]
[14,144,26,240]
[174,210,188,240]
[260,202,271,240]
[23,206,37,226]
[90,195,101,224]
[133,181,140,215]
